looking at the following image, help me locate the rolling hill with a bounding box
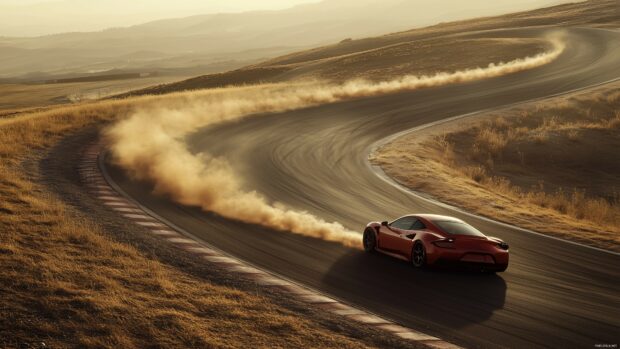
[117,0,617,96]
[0,0,562,81]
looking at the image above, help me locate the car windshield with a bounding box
[434,220,485,237]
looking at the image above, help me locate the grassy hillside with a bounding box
[118,0,618,96]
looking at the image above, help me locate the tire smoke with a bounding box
[106,35,565,248]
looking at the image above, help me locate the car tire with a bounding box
[362,228,376,252]
[482,264,508,273]
[412,241,426,268]
[495,264,508,273]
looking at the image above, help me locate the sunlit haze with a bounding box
[0,0,569,79]
[0,0,320,37]
[0,0,571,38]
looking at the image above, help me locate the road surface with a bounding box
[106,27,620,348]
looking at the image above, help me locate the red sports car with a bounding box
[363,214,509,272]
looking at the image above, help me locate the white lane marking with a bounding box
[254,277,292,286]
[103,202,134,207]
[135,221,165,227]
[112,207,143,213]
[98,196,124,201]
[395,331,440,341]
[228,265,265,274]
[282,285,315,295]
[185,246,217,254]
[93,189,114,193]
[122,213,153,220]
[298,294,337,304]
[202,255,241,264]
[348,314,391,325]
[378,323,412,333]
[167,237,198,244]
[331,308,366,316]
[150,229,179,236]
[421,340,464,349]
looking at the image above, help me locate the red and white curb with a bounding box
[79,141,463,349]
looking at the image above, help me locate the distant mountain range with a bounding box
[0,0,563,81]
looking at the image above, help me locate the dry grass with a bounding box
[373,81,620,251]
[0,98,378,348]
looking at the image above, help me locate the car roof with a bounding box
[409,214,464,223]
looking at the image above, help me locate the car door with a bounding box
[378,216,416,253]
[396,217,426,256]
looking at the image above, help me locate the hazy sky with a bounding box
[0,0,320,37]
[0,0,570,38]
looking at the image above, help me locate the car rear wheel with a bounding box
[412,241,426,268]
[362,228,376,252]
[494,264,508,273]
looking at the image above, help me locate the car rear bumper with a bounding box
[427,246,509,269]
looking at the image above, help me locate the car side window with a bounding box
[390,216,417,230]
[411,219,426,230]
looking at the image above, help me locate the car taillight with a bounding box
[432,238,455,249]
[498,242,509,250]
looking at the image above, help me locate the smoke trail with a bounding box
[106,36,565,248]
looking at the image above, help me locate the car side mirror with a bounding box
[381,221,389,226]
[406,233,416,239]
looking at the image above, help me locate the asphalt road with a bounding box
[106,27,620,348]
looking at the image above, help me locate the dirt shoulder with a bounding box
[371,80,620,252]
[0,103,415,348]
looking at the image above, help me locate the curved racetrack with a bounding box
[106,27,620,348]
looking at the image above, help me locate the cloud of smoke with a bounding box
[105,36,565,248]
